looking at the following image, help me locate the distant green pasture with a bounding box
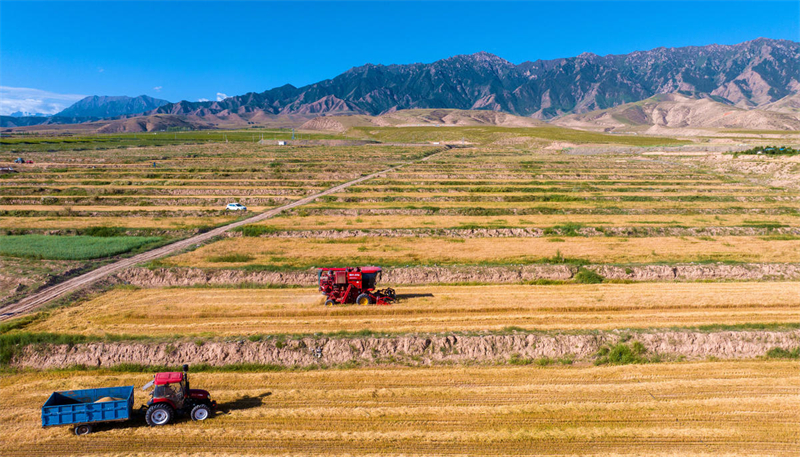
[0,235,162,260]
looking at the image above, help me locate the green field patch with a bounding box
[348,125,686,146]
[206,254,256,263]
[0,235,162,260]
[759,234,800,241]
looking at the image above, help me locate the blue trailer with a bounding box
[42,386,134,435]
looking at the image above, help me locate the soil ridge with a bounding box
[15,329,799,369]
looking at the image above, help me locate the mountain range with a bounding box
[1,95,169,128]
[153,37,799,121]
[3,38,799,131]
[56,95,169,118]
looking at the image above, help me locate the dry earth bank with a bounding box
[118,262,800,288]
[13,329,800,369]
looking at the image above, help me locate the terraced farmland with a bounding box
[293,148,800,228]
[2,128,799,457]
[2,361,797,456]
[0,142,439,302]
[151,148,800,275]
[1,142,435,232]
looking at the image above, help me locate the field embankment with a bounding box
[11,328,799,370]
[118,262,800,287]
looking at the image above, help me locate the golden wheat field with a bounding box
[1,361,797,456]
[28,282,800,336]
[166,235,800,268]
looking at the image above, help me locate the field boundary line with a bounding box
[0,149,447,320]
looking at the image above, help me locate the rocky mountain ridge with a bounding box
[155,38,799,120]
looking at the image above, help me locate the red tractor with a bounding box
[142,364,216,426]
[318,266,396,306]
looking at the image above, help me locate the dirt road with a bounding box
[0,155,437,320]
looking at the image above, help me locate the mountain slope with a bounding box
[762,92,800,115]
[155,38,799,120]
[552,93,800,132]
[58,95,170,118]
[0,115,99,128]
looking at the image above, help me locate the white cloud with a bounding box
[198,98,209,102]
[0,86,86,116]
[153,86,163,91]
[216,92,228,102]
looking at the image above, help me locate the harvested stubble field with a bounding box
[1,361,797,456]
[165,235,800,268]
[28,282,800,335]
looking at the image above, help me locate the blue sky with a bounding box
[1,1,799,115]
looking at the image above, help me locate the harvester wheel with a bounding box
[356,293,373,306]
[191,404,211,421]
[74,424,92,435]
[324,299,335,306]
[146,403,174,426]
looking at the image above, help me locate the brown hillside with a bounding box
[553,94,800,132]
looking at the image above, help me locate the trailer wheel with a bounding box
[356,294,373,306]
[191,404,211,421]
[324,299,335,306]
[146,403,174,426]
[74,424,92,436]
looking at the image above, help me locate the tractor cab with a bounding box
[142,364,216,426]
[152,372,187,410]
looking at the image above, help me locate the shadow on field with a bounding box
[218,392,272,413]
[396,293,434,299]
[69,410,148,435]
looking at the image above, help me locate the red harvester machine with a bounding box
[318,267,396,306]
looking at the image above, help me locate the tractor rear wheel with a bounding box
[191,404,211,421]
[146,403,174,426]
[74,424,92,435]
[324,299,335,306]
[356,293,373,306]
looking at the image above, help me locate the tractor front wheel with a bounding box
[356,293,373,306]
[146,404,174,426]
[324,299,335,306]
[74,424,92,435]
[191,404,211,421]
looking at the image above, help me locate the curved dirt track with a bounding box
[0,155,439,320]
